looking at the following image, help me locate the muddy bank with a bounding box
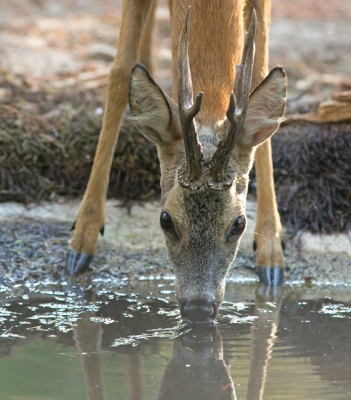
[0,199,350,287]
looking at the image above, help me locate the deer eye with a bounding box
[160,211,175,233]
[231,215,246,236]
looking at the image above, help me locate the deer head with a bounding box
[129,9,287,323]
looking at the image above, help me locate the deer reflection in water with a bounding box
[4,284,351,398]
[73,307,105,400]
[246,285,284,400]
[74,320,236,400]
[72,285,283,400]
[158,284,283,400]
[157,327,235,400]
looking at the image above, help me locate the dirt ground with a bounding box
[1,0,351,101]
[1,0,351,285]
[1,198,350,287]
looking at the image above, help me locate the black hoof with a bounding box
[256,266,284,286]
[66,250,93,276]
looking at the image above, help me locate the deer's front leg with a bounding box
[67,0,156,275]
[254,139,284,286]
[244,0,285,285]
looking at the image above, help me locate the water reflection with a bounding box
[246,285,283,400]
[73,314,236,400]
[157,327,234,400]
[2,282,351,399]
[73,303,105,400]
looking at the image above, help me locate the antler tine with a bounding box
[177,7,204,190]
[208,10,257,190]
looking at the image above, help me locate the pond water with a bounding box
[1,279,351,400]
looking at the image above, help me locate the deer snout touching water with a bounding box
[68,0,287,324]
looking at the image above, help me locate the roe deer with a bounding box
[67,0,287,323]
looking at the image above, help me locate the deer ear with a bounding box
[129,63,180,145]
[239,67,287,148]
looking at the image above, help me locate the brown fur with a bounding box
[70,0,287,303]
[169,0,243,125]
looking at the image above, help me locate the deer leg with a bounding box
[244,0,284,285]
[139,0,156,74]
[67,0,156,275]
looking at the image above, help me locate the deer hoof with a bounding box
[256,266,284,286]
[66,250,93,275]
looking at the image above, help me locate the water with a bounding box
[1,280,351,400]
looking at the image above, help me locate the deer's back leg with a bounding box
[67,0,156,275]
[244,0,285,285]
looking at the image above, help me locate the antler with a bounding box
[208,10,257,190]
[177,7,204,190]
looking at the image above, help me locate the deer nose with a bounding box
[180,299,218,323]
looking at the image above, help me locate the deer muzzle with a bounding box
[179,299,220,324]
